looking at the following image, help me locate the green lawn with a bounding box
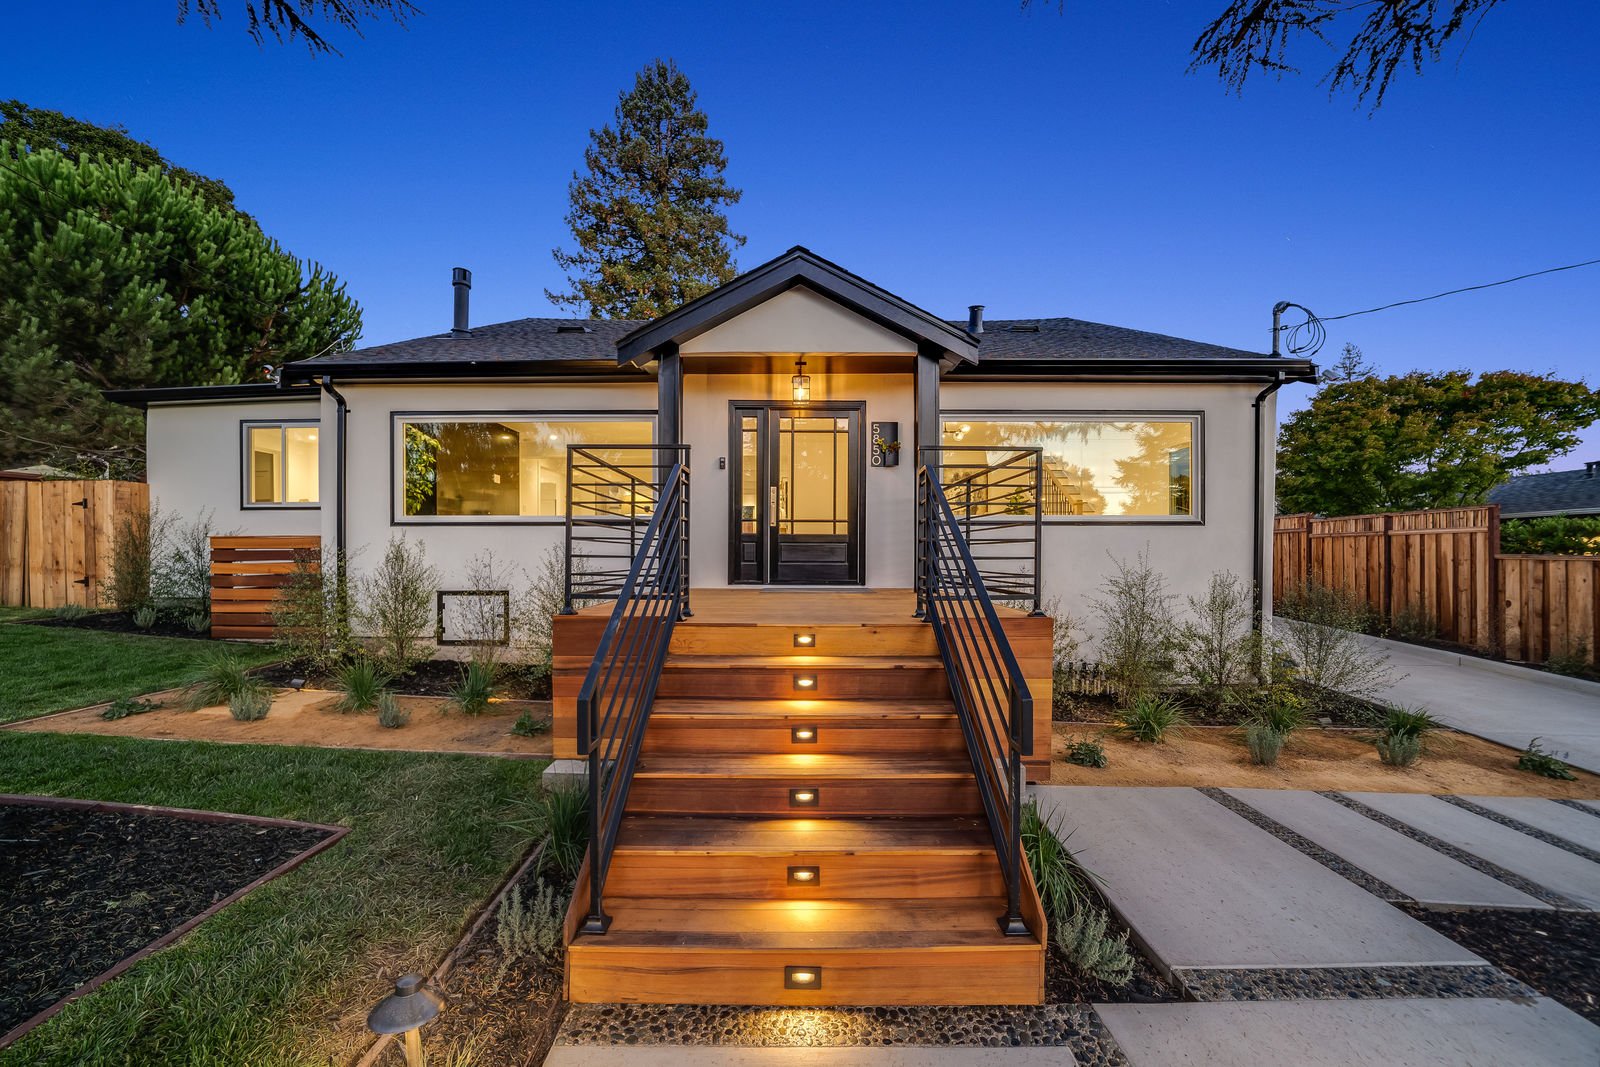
[0,734,546,1066]
[0,625,280,723]
[0,606,52,622]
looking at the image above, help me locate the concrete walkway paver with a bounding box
[1464,795,1600,852]
[545,1049,1075,1066]
[1348,792,1600,909]
[1224,788,1546,909]
[1095,997,1600,1067]
[1032,786,1481,971]
[1356,634,1600,774]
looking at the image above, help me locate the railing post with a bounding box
[999,743,1028,937]
[562,448,577,614]
[1031,448,1044,615]
[680,457,692,618]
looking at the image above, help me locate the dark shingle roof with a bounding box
[1488,466,1600,518]
[294,317,642,368]
[954,318,1267,362]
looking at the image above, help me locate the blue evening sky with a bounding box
[11,1,1600,464]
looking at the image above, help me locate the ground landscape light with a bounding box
[366,973,443,1067]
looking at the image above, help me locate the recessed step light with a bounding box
[793,673,817,691]
[789,787,820,808]
[784,965,822,989]
[787,865,821,886]
[790,725,819,744]
[793,633,816,648]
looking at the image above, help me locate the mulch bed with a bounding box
[371,862,569,1066]
[21,611,210,641]
[254,659,552,701]
[1400,905,1600,1023]
[0,798,341,1044]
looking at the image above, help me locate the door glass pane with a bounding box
[779,414,849,535]
[740,416,758,534]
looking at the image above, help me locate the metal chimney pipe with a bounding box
[967,304,984,334]
[451,267,472,337]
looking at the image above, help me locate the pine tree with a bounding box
[548,59,744,319]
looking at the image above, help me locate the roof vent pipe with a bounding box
[451,267,472,337]
[968,304,984,334]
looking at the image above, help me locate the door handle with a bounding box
[769,486,778,527]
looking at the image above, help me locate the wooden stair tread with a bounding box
[574,898,1035,950]
[614,815,993,853]
[650,698,955,720]
[634,755,972,779]
[665,655,942,669]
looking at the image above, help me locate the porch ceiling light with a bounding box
[789,787,820,807]
[787,865,821,886]
[791,355,812,405]
[784,965,822,989]
[791,725,818,744]
[366,973,443,1067]
[793,673,817,692]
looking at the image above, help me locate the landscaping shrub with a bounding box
[1373,704,1440,767]
[1064,736,1108,768]
[512,545,570,699]
[101,696,158,721]
[1387,603,1438,642]
[495,880,566,970]
[1113,694,1188,743]
[184,611,210,634]
[1517,738,1578,781]
[1544,642,1595,679]
[332,659,387,714]
[183,650,255,710]
[50,603,89,621]
[512,709,551,737]
[1089,549,1179,699]
[1176,570,1261,705]
[1500,515,1600,556]
[152,509,220,616]
[102,504,157,612]
[449,660,497,716]
[1376,733,1422,767]
[132,605,159,629]
[1245,722,1286,765]
[1053,902,1135,986]
[356,534,439,676]
[1272,582,1395,704]
[509,786,591,881]
[273,548,356,672]
[228,683,271,722]
[376,691,410,729]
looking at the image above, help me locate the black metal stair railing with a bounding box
[573,454,690,935]
[917,459,1035,937]
[914,446,1042,615]
[564,444,691,613]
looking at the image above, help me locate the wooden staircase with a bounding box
[563,595,1047,1006]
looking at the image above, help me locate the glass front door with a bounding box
[731,403,863,584]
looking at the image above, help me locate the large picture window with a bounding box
[396,415,654,521]
[940,414,1200,520]
[244,422,319,507]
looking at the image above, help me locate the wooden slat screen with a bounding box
[209,535,320,640]
[0,479,149,609]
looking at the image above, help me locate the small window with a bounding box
[939,414,1200,521]
[244,422,320,507]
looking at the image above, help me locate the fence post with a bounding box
[1380,512,1394,625]
[1487,503,1503,658]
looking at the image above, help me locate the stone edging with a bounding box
[1319,792,1582,909]
[1172,964,1535,1003]
[1198,788,1409,901]
[555,1003,1129,1065]
[1438,796,1600,866]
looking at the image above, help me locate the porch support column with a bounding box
[656,342,683,446]
[914,343,941,463]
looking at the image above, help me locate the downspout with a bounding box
[1252,371,1287,636]
[319,376,348,562]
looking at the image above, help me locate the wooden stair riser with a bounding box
[626,777,983,818]
[566,946,1043,1006]
[604,851,1005,900]
[670,624,938,658]
[642,718,966,757]
[658,665,948,701]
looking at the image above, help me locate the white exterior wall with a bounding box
[322,381,657,588]
[941,380,1267,643]
[683,367,916,588]
[145,398,322,535]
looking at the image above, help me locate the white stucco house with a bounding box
[108,246,1317,637]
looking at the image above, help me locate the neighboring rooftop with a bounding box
[1488,463,1600,518]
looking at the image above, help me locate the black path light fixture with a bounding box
[791,354,812,405]
[367,973,444,1066]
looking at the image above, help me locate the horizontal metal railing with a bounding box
[574,457,690,935]
[918,461,1035,937]
[564,445,690,612]
[916,446,1043,614]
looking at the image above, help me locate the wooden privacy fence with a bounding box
[0,479,149,609]
[210,535,319,640]
[1275,504,1599,666]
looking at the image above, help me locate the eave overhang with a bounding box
[945,357,1319,383]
